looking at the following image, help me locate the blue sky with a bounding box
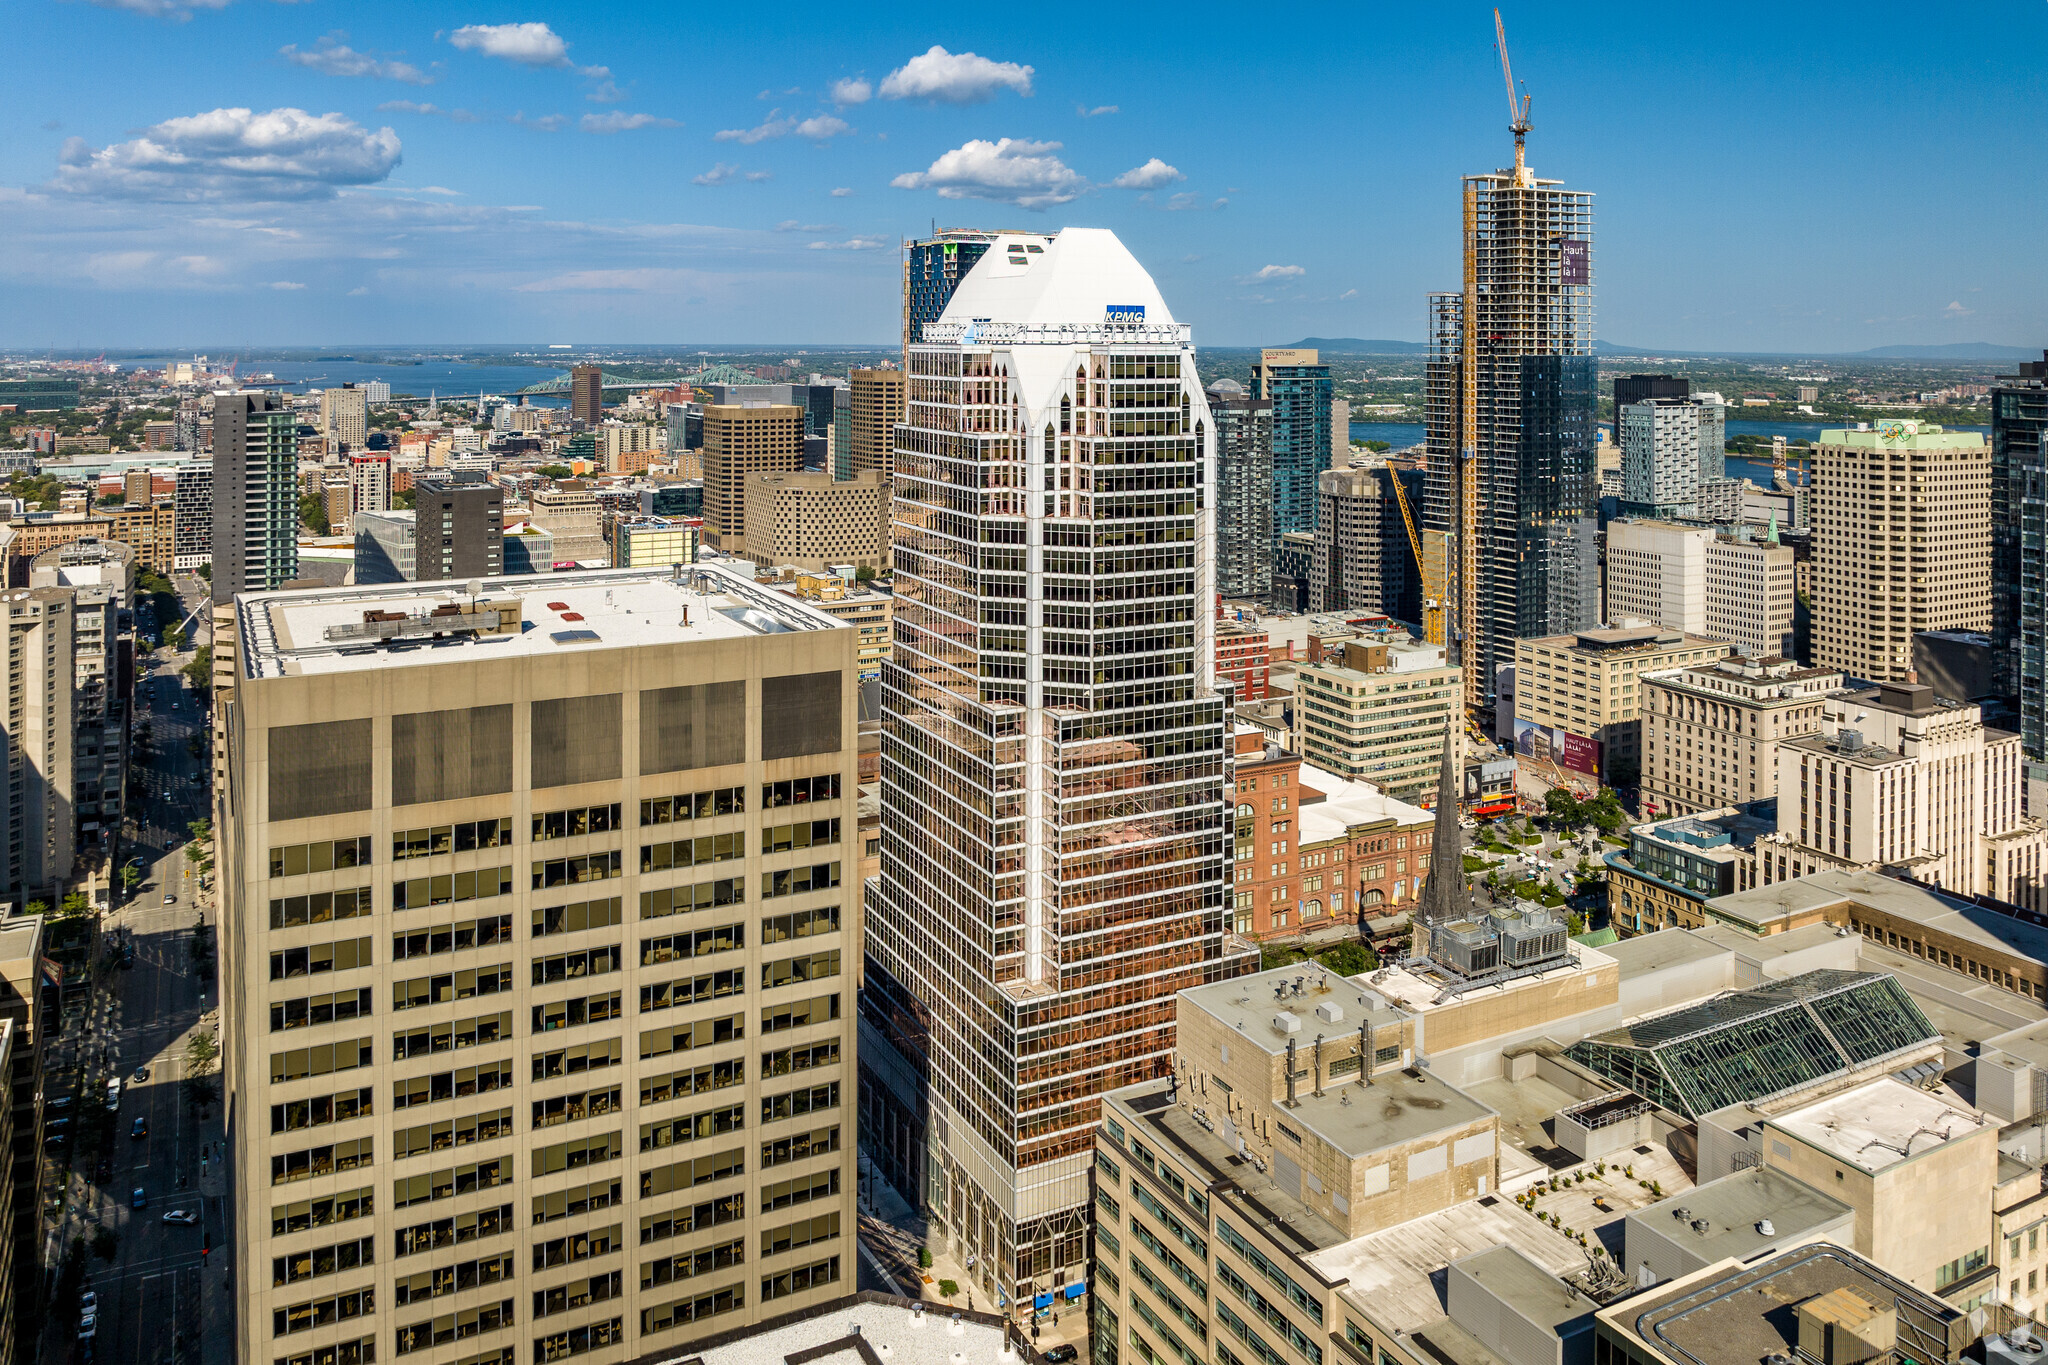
[4,0,2046,352]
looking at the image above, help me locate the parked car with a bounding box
[79,1291,97,1315]
[1044,1347,1079,1363]
[161,1209,198,1226]
[130,1187,146,1209]
[130,1117,148,1140]
[46,1095,73,1112]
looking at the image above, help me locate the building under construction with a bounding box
[1422,20,1600,712]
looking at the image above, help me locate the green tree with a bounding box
[854,565,877,582]
[196,562,212,582]
[535,464,573,480]
[1316,940,1378,976]
[57,891,91,919]
[97,491,124,506]
[299,492,330,535]
[394,488,416,510]
[1365,440,1392,453]
[24,900,48,918]
[119,861,143,891]
[182,644,212,695]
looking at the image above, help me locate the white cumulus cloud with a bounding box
[828,77,871,106]
[1253,264,1305,280]
[1112,158,1182,190]
[580,111,677,134]
[1076,104,1118,117]
[694,163,739,186]
[717,112,852,144]
[807,236,890,251]
[891,137,1081,209]
[280,36,433,85]
[448,22,570,67]
[268,280,307,290]
[830,187,853,197]
[378,100,481,123]
[87,0,230,20]
[878,46,1033,103]
[52,107,401,202]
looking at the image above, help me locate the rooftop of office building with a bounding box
[235,563,845,679]
[936,227,1167,330]
[1180,965,1406,1059]
[1819,420,1985,450]
[1607,1243,1963,1365]
[1767,1077,1991,1175]
[1296,766,1433,839]
[631,1294,1017,1365]
[1707,869,2048,965]
[1362,938,1618,1017]
[1632,1166,1854,1267]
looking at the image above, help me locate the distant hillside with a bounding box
[1287,337,1429,354]
[1852,342,2040,360]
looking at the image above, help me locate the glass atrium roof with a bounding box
[1563,970,1937,1117]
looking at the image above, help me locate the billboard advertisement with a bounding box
[1559,237,1589,286]
[1514,718,1601,776]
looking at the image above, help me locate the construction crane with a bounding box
[1385,469,1444,646]
[1495,8,1533,187]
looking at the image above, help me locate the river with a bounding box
[115,357,569,402]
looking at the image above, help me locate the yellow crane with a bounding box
[1385,468,1444,646]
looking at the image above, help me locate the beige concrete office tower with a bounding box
[1813,421,1990,682]
[848,369,906,481]
[1606,520,1797,662]
[321,385,370,453]
[701,406,803,551]
[217,566,859,1365]
[1293,635,1462,803]
[741,472,888,573]
[571,366,604,426]
[1640,657,1842,818]
[1513,627,1730,791]
[531,484,606,564]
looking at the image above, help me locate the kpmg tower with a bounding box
[865,228,1249,1309]
[1421,30,1599,708]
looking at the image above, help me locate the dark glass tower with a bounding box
[1993,352,2048,754]
[1251,349,1333,549]
[1207,379,1273,601]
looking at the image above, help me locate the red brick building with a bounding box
[1217,622,1272,700]
[1231,727,1435,940]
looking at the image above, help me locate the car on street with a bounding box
[163,892,175,905]
[42,1132,68,1151]
[77,1316,95,1341]
[79,1291,96,1315]
[130,1066,149,1084]
[161,1209,198,1226]
[47,1095,73,1112]
[130,1117,148,1139]
[130,1187,147,1209]
[1044,1346,1079,1363]
[105,1078,120,1109]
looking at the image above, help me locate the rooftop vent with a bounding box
[1315,1001,1345,1024]
[1272,1013,1302,1036]
[1838,729,1863,752]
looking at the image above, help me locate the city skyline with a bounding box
[4,1,2046,351]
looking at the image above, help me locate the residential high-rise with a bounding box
[319,383,369,452]
[847,368,905,482]
[1619,394,1728,518]
[348,454,391,521]
[216,566,860,1365]
[831,386,851,481]
[701,405,803,551]
[357,474,504,584]
[0,589,76,900]
[866,228,1251,1310]
[29,539,131,856]
[211,391,299,603]
[1640,656,1841,819]
[362,380,392,407]
[1812,421,1990,683]
[1331,397,1351,463]
[900,229,1045,359]
[1312,458,1422,622]
[570,365,604,425]
[1207,379,1273,603]
[1991,352,2048,753]
[1251,348,1333,547]
[1422,136,1599,708]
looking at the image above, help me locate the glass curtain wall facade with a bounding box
[868,279,1250,1312]
[1423,172,1597,707]
[1992,357,2048,753]
[1209,386,1273,602]
[1251,356,1332,548]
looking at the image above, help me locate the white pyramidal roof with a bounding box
[938,227,1176,328]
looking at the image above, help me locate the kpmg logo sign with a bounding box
[1104,304,1146,324]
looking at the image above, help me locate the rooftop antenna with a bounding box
[1494,8,1534,188]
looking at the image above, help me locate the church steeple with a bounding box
[1418,720,1470,927]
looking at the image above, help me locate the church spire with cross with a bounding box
[1417,720,1470,927]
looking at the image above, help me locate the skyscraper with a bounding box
[900,229,1046,360]
[319,382,369,451]
[211,391,299,603]
[1813,420,1990,683]
[849,368,907,482]
[215,566,861,1365]
[1313,459,1423,621]
[1991,352,2048,753]
[701,404,804,551]
[173,463,212,570]
[866,228,1250,1310]
[1206,378,1273,602]
[1421,122,1599,708]
[571,364,604,425]
[1612,373,1689,414]
[1251,348,1333,546]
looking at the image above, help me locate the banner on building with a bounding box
[1514,718,1601,777]
[1559,237,1589,286]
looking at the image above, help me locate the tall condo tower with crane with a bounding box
[1421,11,1600,713]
